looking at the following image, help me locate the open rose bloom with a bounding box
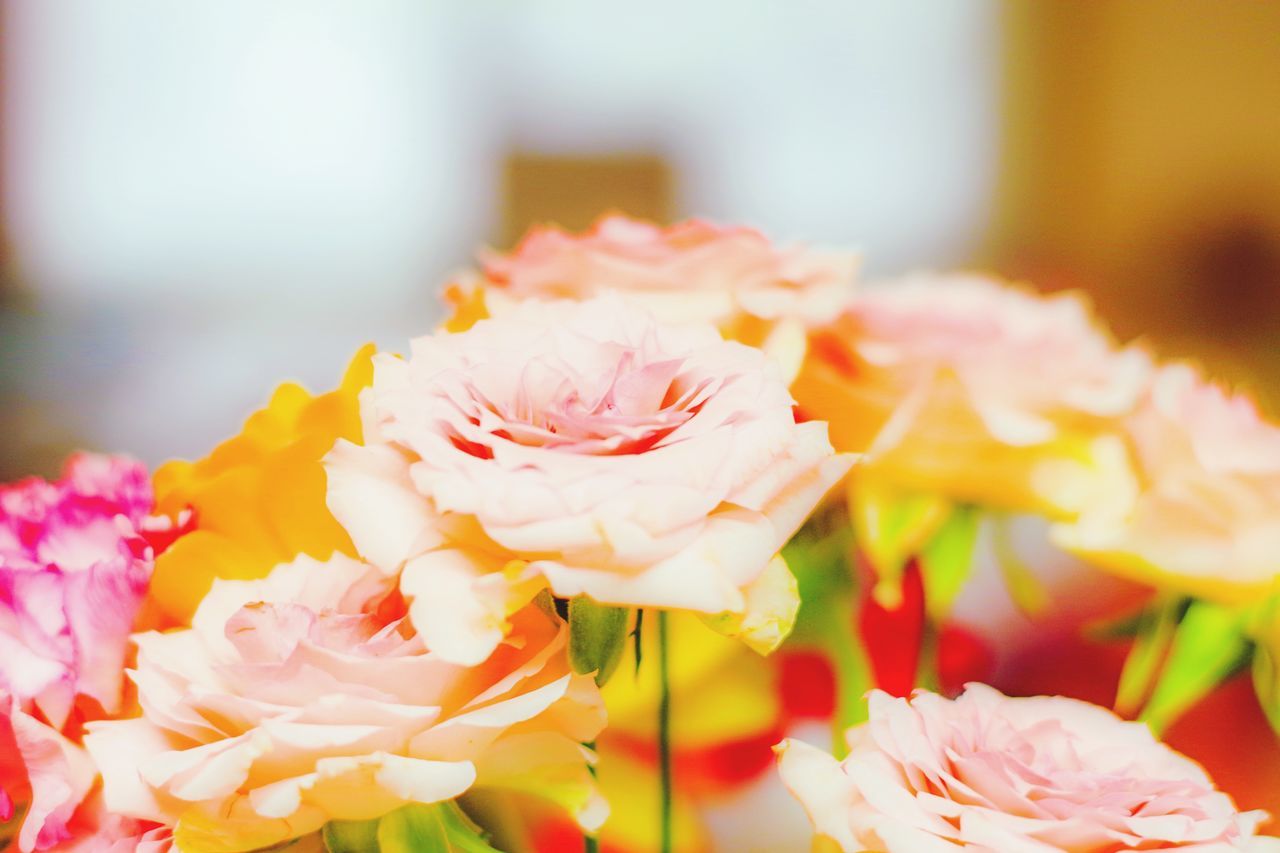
[1055,363,1280,604]
[777,685,1272,853]
[85,554,606,852]
[792,275,1149,516]
[326,296,854,664]
[444,215,860,379]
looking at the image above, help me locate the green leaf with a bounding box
[323,818,380,852]
[1253,644,1280,737]
[850,485,950,608]
[918,505,979,621]
[631,608,644,675]
[568,596,631,686]
[376,802,501,853]
[702,555,800,655]
[1141,600,1250,734]
[1113,597,1182,718]
[991,515,1047,615]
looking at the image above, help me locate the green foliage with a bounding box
[374,802,502,853]
[322,819,380,852]
[1113,597,1182,718]
[1140,600,1250,734]
[320,802,501,853]
[851,486,949,608]
[783,519,871,756]
[918,505,979,621]
[990,515,1047,615]
[568,596,631,686]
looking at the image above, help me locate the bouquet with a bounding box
[2,214,1279,852]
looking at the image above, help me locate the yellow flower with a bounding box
[143,345,374,626]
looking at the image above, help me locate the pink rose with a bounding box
[84,554,606,853]
[0,695,96,852]
[0,453,154,728]
[446,215,859,379]
[776,685,1269,852]
[794,275,1150,515]
[1055,364,1280,603]
[325,297,854,664]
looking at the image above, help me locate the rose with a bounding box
[776,684,1271,852]
[84,554,606,853]
[443,215,859,379]
[325,296,854,664]
[146,345,373,626]
[0,453,154,728]
[1054,363,1280,603]
[792,275,1150,517]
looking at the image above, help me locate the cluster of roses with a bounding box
[2,215,1279,852]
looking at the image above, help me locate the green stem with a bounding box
[583,740,599,853]
[657,610,673,853]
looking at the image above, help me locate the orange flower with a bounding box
[142,346,374,626]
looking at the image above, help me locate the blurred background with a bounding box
[5,2,1280,841]
[4,1,1279,475]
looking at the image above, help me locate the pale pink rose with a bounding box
[1055,363,1280,603]
[0,453,154,729]
[84,554,606,853]
[447,215,859,379]
[0,695,97,852]
[325,297,854,664]
[776,685,1269,852]
[795,275,1150,515]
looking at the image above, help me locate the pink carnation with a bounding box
[326,296,853,664]
[0,695,97,852]
[777,685,1270,852]
[0,454,154,729]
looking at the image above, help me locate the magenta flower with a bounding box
[0,454,155,730]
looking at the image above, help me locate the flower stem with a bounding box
[657,609,673,853]
[584,740,599,853]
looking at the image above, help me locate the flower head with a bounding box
[326,296,853,664]
[0,454,154,728]
[1055,364,1280,603]
[85,554,606,853]
[445,214,859,379]
[0,695,97,852]
[793,275,1149,515]
[777,684,1268,852]
[146,346,373,626]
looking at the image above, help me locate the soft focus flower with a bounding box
[85,554,606,853]
[0,695,97,853]
[444,214,859,379]
[0,454,154,728]
[777,684,1268,852]
[1055,363,1280,603]
[326,296,853,664]
[792,275,1149,516]
[146,345,373,626]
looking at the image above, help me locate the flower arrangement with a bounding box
[2,214,1279,853]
